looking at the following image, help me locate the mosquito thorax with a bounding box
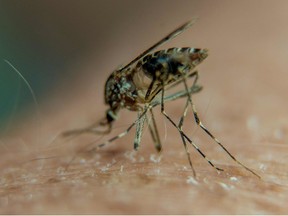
[104,70,139,111]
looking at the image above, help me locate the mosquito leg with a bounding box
[180,109,196,175]
[63,109,147,170]
[176,72,201,176]
[150,78,202,110]
[156,84,202,106]
[62,119,111,137]
[165,70,199,91]
[191,70,199,86]
[175,90,196,175]
[87,108,148,152]
[159,84,224,172]
[152,70,201,127]
[182,78,261,178]
[179,130,196,176]
[145,79,156,101]
[177,71,199,127]
[176,71,199,143]
[146,70,200,104]
[64,120,137,170]
[134,110,147,150]
[148,109,162,152]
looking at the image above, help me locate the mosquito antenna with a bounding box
[61,118,111,137]
[119,18,198,72]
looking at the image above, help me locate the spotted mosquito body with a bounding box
[63,19,260,178]
[104,47,208,125]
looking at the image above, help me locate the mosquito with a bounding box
[63,19,260,178]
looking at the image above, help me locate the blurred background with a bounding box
[1,0,288,138]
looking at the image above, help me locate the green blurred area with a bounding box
[0,0,134,131]
[0,0,121,132]
[0,0,102,130]
[0,5,65,130]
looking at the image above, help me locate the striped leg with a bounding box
[62,118,112,137]
[146,70,200,104]
[177,70,199,128]
[182,77,261,178]
[150,82,202,110]
[64,108,149,169]
[147,109,162,152]
[178,92,196,176]
[89,108,149,152]
[165,70,199,92]
[63,83,199,169]
[134,110,147,150]
[159,82,224,174]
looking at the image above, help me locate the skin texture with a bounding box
[1,0,288,214]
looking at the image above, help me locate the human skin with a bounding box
[1,1,288,214]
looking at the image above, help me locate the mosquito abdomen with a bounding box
[140,47,207,77]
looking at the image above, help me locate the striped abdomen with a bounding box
[138,47,208,83]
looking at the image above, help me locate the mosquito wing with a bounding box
[118,18,198,72]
